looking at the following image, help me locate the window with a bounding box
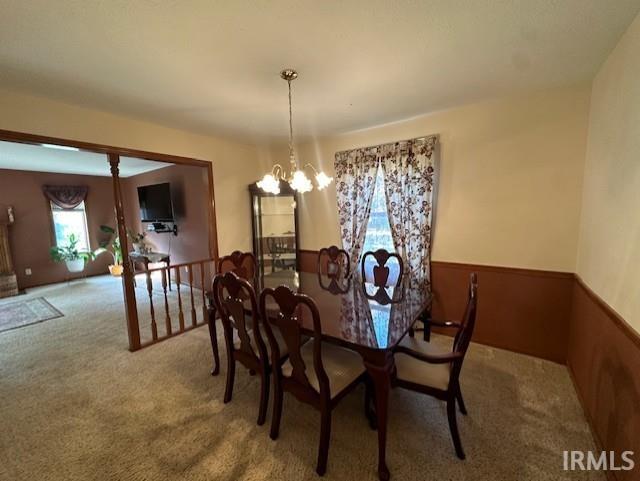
[361,166,400,283]
[362,166,395,254]
[51,201,90,250]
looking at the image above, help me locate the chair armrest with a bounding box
[395,345,463,364]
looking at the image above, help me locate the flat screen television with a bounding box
[137,183,174,222]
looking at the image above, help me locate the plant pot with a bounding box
[65,259,85,273]
[108,264,123,276]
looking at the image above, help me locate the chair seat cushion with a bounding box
[399,335,450,356]
[281,342,365,399]
[395,337,452,390]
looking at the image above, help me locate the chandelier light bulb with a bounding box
[257,173,280,194]
[315,171,333,190]
[290,170,313,193]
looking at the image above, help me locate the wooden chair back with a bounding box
[217,250,257,281]
[361,249,404,287]
[212,271,267,364]
[259,285,330,401]
[317,245,350,278]
[451,273,478,379]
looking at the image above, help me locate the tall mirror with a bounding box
[249,183,299,276]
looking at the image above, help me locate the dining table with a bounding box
[207,269,432,480]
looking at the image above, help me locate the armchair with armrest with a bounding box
[392,273,478,459]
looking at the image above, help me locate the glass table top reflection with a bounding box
[256,271,431,350]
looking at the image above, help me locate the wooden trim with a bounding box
[574,274,640,349]
[431,260,575,279]
[109,154,140,351]
[0,128,211,167]
[300,252,575,280]
[205,162,219,261]
[0,128,223,350]
[300,251,574,363]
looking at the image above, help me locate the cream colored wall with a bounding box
[280,85,591,272]
[576,13,640,332]
[0,87,263,256]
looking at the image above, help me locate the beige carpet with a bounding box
[0,276,603,480]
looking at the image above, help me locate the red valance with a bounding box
[43,185,88,209]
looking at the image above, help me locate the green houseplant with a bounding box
[95,225,123,276]
[49,233,97,273]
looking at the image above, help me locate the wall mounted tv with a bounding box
[137,183,174,222]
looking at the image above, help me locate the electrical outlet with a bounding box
[25,268,32,276]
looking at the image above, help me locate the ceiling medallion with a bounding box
[257,69,333,195]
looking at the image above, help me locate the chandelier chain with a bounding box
[288,79,295,169]
[256,68,333,195]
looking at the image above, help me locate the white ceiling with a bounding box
[0,0,639,141]
[0,140,168,177]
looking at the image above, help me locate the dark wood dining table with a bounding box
[207,270,431,480]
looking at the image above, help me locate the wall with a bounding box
[0,169,114,288]
[0,87,264,257]
[271,84,591,273]
[575,14,640,334]
[570,13,640,481]
[123,164,210,265]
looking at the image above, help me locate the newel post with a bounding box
[109,153,141,351]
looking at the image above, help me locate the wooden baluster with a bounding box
[162,268,172,335]
[176,267,185,331]
[200,261,207,323]
[188,264,197,326]
[146,271,157,340]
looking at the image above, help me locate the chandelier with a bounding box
[257,69,333,195]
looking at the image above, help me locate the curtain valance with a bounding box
[335,135,438,161]
[43,185,88,209]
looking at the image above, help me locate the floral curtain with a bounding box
[334,149,379,274]
[381,136,437,288]
[42,185,88,209]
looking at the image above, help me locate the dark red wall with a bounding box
[0,168,114,288]
[122,164,210,265]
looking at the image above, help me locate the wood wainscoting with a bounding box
[300,250,574,363]
[301,249,640,476]
[568,278,640,481]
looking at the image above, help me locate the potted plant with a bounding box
[128,230,147,254]
[96,225,123,276]
[49,233,97,273]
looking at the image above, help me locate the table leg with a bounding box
[207,304,220,376]
[362,350,394,481]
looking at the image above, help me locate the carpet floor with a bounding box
[0,276,602,480]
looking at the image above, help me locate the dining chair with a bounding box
[392,272,478,459]
[317,245,350,278]
[217,250,257,281]
[361,249,404,287]
[208,251,259,375]
[259,285,368,476]
[212,271,289,425]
